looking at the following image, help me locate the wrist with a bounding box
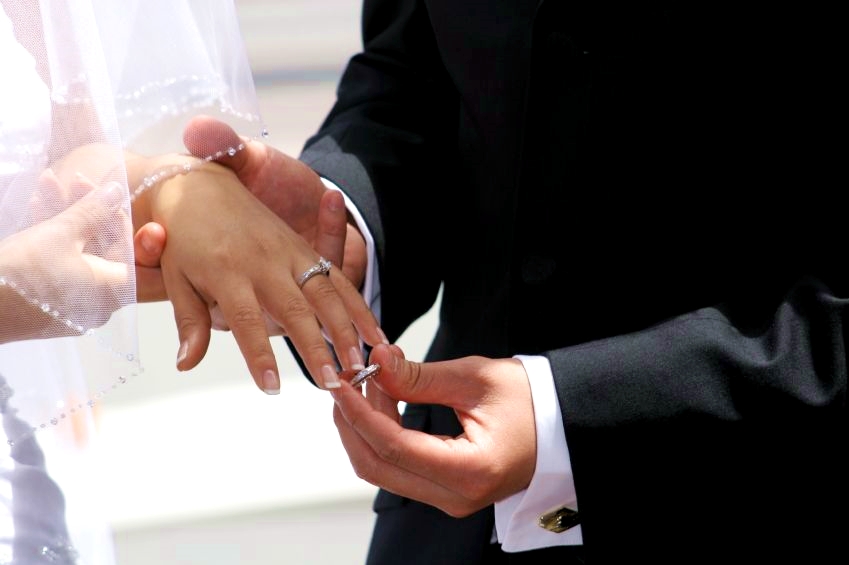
[147,160,236,226]
[128,153,203,229]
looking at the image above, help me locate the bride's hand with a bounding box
[182,115,368,290]
[206,188,351,337]
[1,179,132,343]
[142,161,383,394]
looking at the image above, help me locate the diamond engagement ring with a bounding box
[297,257,332,288]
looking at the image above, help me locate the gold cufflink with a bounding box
[538,505,580,533]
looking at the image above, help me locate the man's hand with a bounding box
[331,344,537,517]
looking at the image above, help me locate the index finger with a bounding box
[331,396,469,515]
[331,380,473,484]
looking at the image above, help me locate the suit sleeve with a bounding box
[299,0,455,343]
[546,274,847,551]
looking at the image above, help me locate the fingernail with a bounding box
[140,231,158,254]
[321,364,341,389]
[262,370,280,395]
[349,346,365,370]
[377,327,389,345]
[99,181,124,208]
[328,190,344,211]
[176,340,188,366]
[40,167,57,182]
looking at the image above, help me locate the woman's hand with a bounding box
[141,161,383,394]
[182,115,368,289]
[1,178,132,343]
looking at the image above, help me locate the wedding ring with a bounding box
[351,364,381,388]
[297,257,332,288]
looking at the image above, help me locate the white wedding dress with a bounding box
[0,1,263,562]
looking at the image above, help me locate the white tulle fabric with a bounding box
[0,1,263,562]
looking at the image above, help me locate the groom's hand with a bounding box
[331,344,537,518]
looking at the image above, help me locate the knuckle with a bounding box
[307,344,333,364]
[329,270,356,292]
[226,303,265,328]
[406,361,429,394]
[374,437,404,467]
[307,279,338,303]
[175,313,205,335]
[204,243,238,268]
[346,450,381,486]
[341,448,372,483]
[463,480,494,507]
[322,216,347,238]
[351,459,376,483]
[460,461,499,505]
[444,502,476,519]
[281,293,314,319]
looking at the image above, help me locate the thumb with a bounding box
[183,114,250,173]
[369,344,466,407]
[134,222,167,302]
[313,189,348,268]
[133,221,166,267]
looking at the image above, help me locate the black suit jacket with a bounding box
[299,1,846,563]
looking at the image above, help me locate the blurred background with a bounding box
[98,1,440,563]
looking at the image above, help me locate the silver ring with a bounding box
[351,364,381,388]
[297,257,332,288]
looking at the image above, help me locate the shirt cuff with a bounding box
[494,354,583,552]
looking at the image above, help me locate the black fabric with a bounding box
[298,1,847,563]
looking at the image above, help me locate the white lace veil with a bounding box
[0,0,263,466]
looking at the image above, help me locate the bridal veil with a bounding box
[1,1,264,562]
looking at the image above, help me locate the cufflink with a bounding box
[538,505,580,533]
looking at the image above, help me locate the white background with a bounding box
[99,2,440,563]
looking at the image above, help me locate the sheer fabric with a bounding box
[0,0,263,562]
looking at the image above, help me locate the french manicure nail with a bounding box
[349,346,365,370]
[262,370,280,395]
[377,327,389,345]
[99,181,124,208]
[176,341,188,366]
[321,364,341,389]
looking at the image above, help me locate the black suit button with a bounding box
[521,255,557,284]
